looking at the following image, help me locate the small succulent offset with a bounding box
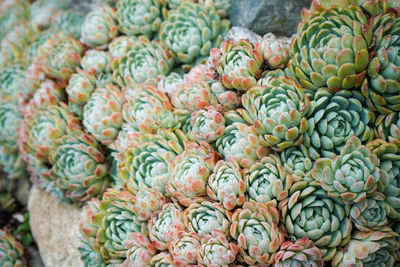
[168,231,202,266]
[0,228,25,267]
[52,9,85,40]
[122,233,157,267]
[257,33,291,69]
[189,106,225,143]
[132,187,166,221]
[350,194,389,231]
[80,50,112,75]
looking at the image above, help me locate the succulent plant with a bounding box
[375,112,400,146]
[312,136,382,204]
[350,194,389,231]
[332,227,400,267]
[0,228,25,267]
[96,73,114,88]
[66,69,97,117]
[279,183,352,260]
[112,38,174,86]
[133,187,166,221]
[0,103,22,154]
[215,121,270,169]
[157,72,184,98]
[36,32,83,80]
[200,0,232,18]
[80,4,118,48]
[108,35,138,58]
[30,0,71,29]
[183,201,231,237]
[0,147,27,180]
[48,128,110,202]
[207,158,246,211]
[0,1,29,39]
[110,123,141,152]
[23,30,52,64]
[168,231,202,266]
[150,252,177,266]
[166,141,218,207]
[257,33,291,69]
[80,50,112,74]
[210,39,263,91]
[52,9,85,39]
[122,233,157,267]
[361,13,400,114]
[189,106,225,143]
[303,88,375,158]
[289,5,372,91]
[83,85,123,146]
[25,79,66,111]
[78,239,106,267]
[245,154,294,203]
[230,201,284,265]
[159,1,230,66]
[148,202,186,250]
[274,237,324,267]
[197,230,238,266]
[0,62,26,103]
[239,76,311,151]
[116,0,165,37]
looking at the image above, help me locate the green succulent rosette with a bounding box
[157,72,184,98]
[275,237,324,267]
[80,4,118,48]
[280,144,319,181]
[159,1,230,66]
[148,202,186,250]
[168,231,202,266]
[23,30,52,64]
[0,1,29,39]
[78,239,106,267]
[30,0,71,29]
[207,158,246,211]
[350,194,389,231]
[96,73,114,88]
[0,62,26,103]
[36,32,83,81]
[25,79,66,111]
[200,0,232,18]
[303,88,375,158]
[66,69,97,117]
[245,154,294,203]
[122,233,157,267]
[132,187,166,221]
[312,136,382,204]
[79,198,102,259]
[183,201,231,237]
[0,228,25,267]
[112,38,174,86]
[289,5,372,91]
[210,39,263,91]
[116,0,165,37]
[48,129,110,202]
[239,76,311,151]
[120,129,187,194]
[0,147,27,180]
[197,230,238,266]
[375,112,400,146]
[52,9,84,39]
[230,201,284,265]
[332,227,400,267]
[166,141,218,207]
[0,103,22,153]
[188,106,225,143]
[279,182,352,260]
[122,83,176,133]
[110,123,141,152]
[81,50,112,75]
[150,252,177,267]
[108,35,138,59]
[83,85,123,146]
[257,33,291,70]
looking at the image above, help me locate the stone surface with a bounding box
[15,178,30,206]
[229,0,312,36]
[223,26,262,44]
[28,187,84,267]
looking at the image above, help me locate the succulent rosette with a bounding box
[197,230,238,266]
[66,69,97,117]
[36,32,83,80]
[108,35,137,58]
[189,106,225,143]
[166,141,218,207]
[112,38,174,86]
[30,0,71,29]
[332,227,400,267]
[0,103,23,154]
[280,144,319,181]
[279,183,352,260]
[207,158,246,211]
[239,76,311,151]
[23,31,52,64]
[81,50,112,74]
[375,112,400,145]
[120,129,188,194]
[48,128,110,202]
[157,72,184,98]
[110,123,142,152]
[0,228,25,267]
[80,4,118,48]
[230,201,284,265]
[122,233,157,267]
[215,121,270,169]
[150,252,177,266]
[96,73,114,88]
[183,201,231,237]
[133,187,166,221]
[25,79,66,111]
[159,1,230,66]
[350,194,389,231]
[0,1,29,39]
[116,0,165,37]
[257,33,291,69]
[52,9,85,39]
[312,136,381,204]
[275,237,324,267]
[303,88,375,158]
[122,83,175,133]
[0,147,27,180]
[168,231,202,266]
[289,5,372,91]
[0,62,26,103]
[78,239,106,267]
[200,0,232,18]
[83,85,123,146]
[210,39,263,91]
[148,202,185,250]
[245,154,294,203]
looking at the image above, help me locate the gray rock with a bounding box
[229,0,312,36]
[15,178,30,206]
[223,26,262,44]
[28,187,84,267]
